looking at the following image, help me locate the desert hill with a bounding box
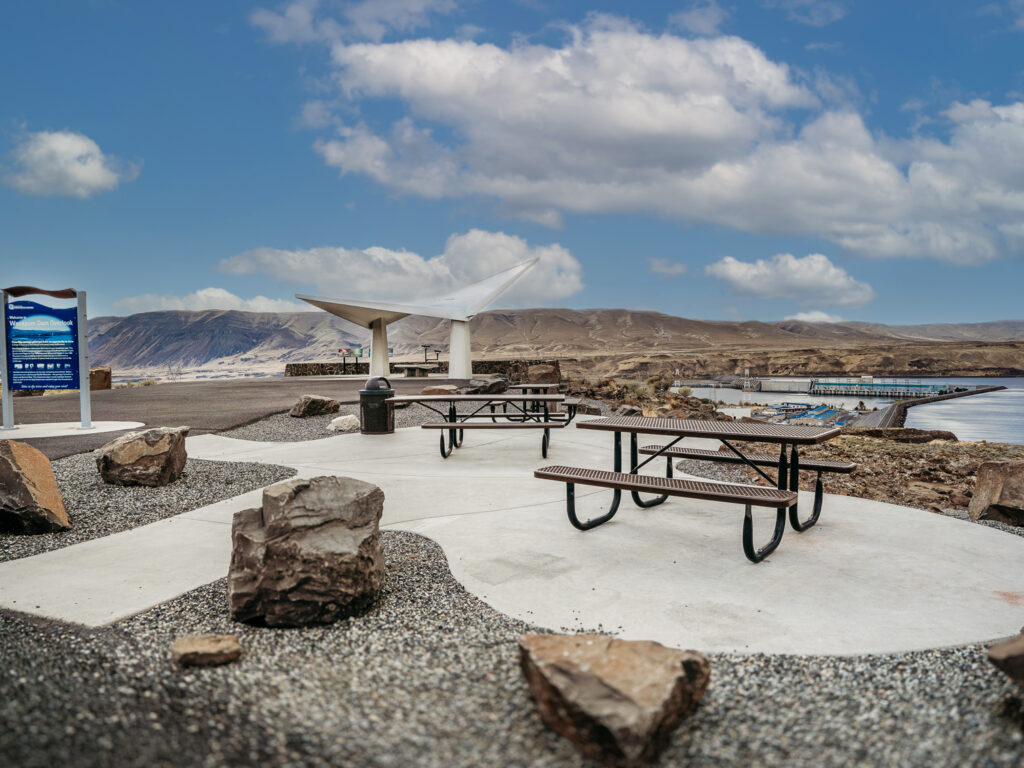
[87,308,1024,379]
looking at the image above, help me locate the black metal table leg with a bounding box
[439,428,456,458]
[567,430,622,529]
[439,403,459,458]
[790,470,824,531]
[777,443,789,491]
[742,504,787,563]
[630,432,668,508]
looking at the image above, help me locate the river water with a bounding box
[903,378,1024,445]
[687,377,1024,445]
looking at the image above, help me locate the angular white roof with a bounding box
[296,258,537,328]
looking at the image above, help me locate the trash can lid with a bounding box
[362,376,393,391]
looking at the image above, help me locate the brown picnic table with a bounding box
[534,416,845,563]
[390,393,570,458]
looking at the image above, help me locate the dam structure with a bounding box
[680,376,971,399]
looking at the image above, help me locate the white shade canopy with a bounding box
[296,258,538,379]
[295,258,537,327]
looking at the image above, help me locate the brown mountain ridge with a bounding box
[87,308,1024,378]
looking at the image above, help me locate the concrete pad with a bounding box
[399,491,1024,655]
[0,516,232,626]
[2,423,1024,655]
[0,421,144,440]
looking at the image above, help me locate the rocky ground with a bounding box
[568,376,733,420]
[0,455,295,563]
[2,531,1022,768]
[725,433,1024,515]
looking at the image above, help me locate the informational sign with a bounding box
[5,300,80,391]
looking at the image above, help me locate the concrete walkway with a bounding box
[0,421,144,440]
[2,422,1024,655]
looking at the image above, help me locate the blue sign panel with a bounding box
[5,300,80,391]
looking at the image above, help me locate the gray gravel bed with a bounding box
[938,507,1024,538]
[675,458,750,484]
[0,455,295,563]
[2,530,1022,768]
[220,403,436,442]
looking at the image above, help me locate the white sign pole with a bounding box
[0,290,13,430]
[77,290,92,429]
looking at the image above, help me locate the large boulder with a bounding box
[0,441,70,534]
[89,366,112,391]
[527,363,560,384]
[519,634,711,766]
[988,634,1024,688]
[968,460,1024,526]
[96,426,189,487]
[171,634,243,667]
[289,394,340,418]
[228,476,385,627]
[457,377,508,395]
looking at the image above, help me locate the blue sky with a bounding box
[2,0,1023,324]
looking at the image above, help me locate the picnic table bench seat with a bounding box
[422,421,566,430]
[637,444,856,534]
[534,465,797,563]
[423,419,565,457]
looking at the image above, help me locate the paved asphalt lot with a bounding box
[4,376,452,459]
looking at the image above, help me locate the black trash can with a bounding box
[359,376,395,434]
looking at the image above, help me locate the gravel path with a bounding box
[0,455,295,563]
[1,530,1021,768]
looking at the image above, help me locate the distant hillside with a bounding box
[86,308,1024,377]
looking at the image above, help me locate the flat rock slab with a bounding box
[171,634,243,666]
[289,395,340,418]
[520,633,709,766]
[989,634,1024,688]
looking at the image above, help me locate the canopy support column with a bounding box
[449,319,472,380]
[369,318,390,378]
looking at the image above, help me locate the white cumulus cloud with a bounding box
[705,253,875,307]
[784,310,843,322]
[219,229,584,307]
[648,257,688,277]
[3,130,138,198]
[111,288,307,315]
[254,9,1024,266]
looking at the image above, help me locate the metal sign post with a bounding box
[76,291,91,429]
[1,290,13,430]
